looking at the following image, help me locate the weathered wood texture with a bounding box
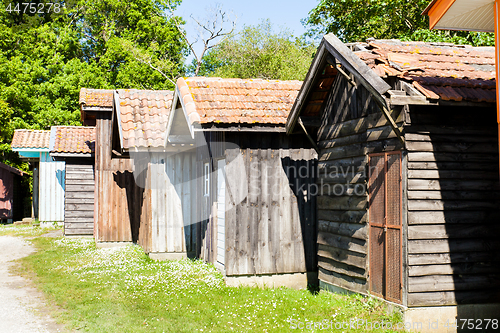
[64,161,94,235]
[94,113,150,250]
[405,105,500,306]
[315,75,403,295]
[197,131,318,277]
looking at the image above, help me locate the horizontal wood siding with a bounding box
[64,162,94,236]
[316,75,404,294]
[405,105,500,307]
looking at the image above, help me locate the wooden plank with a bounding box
[408,179,500,191]
[408,239,500,254]
[408,199,499,211]
[409,263,500,277]
[408,224,499,240]
[65,199,94,205]
[407,141,498,153]
[317,195,367,211]
[408,190,500,201]
[408,210,500,224]
[65,173,95,180]
[409,274,500,293]
[64,228,94,236]
[317,231,367,254]
[318,267,367,294]
[65,217,94,223]
[408,169,499,180]
[65,191,94,199]
[318,220,367,240]
[318,256,366,279]
[65,222,94,229]
[408,290,500,306]
[65,185,95,192]
[408,152,498,163]
[318,243,366,270]
[408,161,499,171]
[406,133,498,143]
[408,252,500,266]
[317,209,368,223]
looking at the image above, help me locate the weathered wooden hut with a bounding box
[166,77,318,288]
[11,129,65,223]
[286,34,500,325]
[80,79,318,288]
[79,88,183,254]
[50,126,95,236]
[0,162,26,223]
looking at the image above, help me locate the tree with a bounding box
[197,21,317,81]
[303,0,494,46]
[167,3,236,76]
[0,0,188,169]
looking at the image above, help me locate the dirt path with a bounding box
[0,235,66,333]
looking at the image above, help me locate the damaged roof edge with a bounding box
[286,33,392,134]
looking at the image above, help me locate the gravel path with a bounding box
[0,236,65,333]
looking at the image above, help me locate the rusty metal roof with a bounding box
[355,40,496,103]
[177,77,303,125]
[51,126,95,154]
[116,89,174,149]
[11,129,50,149]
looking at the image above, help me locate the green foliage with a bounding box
[196,21,316,81]
[0,0,188,171]
[304,0,494,45]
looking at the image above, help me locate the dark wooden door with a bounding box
[368,151,402,303]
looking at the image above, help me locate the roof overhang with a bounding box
[286,33,392,134]
[423,0,495,32]
[12,147,49,159]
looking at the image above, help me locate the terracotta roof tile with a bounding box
[11,130,50,149]
[79,88,114,107]
[177,77,302,125]
[116,89,173,149]
[51,126,95,154]
[353,40,496,103]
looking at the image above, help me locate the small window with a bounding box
[204,162,210,196]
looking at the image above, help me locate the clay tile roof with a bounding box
[354,40,496,103]
[51,126,95,154]
[79,88,114,107]
[11,129,50,149]
[116,89,173,149]
[178,77,303,125]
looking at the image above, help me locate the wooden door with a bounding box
[368,151,402,303]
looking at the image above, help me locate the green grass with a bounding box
[0,223,60,237]
[13,233,404,332]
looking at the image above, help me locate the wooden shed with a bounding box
[166,77,318,288]
[11,129,65,223]
[286,34,500,324]
[80,80,318,288]
[0,162,26,223]
[50,126,95,236]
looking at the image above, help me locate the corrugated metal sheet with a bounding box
[216,158,226,266]
[39,152,65,222]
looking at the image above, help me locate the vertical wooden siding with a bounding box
[405,105,500,307]
[39,152,65,222]
[200,132,318,276]
[149,152,196,254]
[316,75,404,294]
[64,161,94,236]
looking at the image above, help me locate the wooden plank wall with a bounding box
[64,161,94,235]
[222,132,317,276]
[94,113,150,250]
[0,167,14,219]
[405,105,500,307]
[149,152,196,255]
[316,75,404,293]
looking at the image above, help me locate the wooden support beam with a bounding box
[375,99,405,146]
[298,117,320,154]
[336,65,357,88]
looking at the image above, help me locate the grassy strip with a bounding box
[0,224,60,237]
[18,235,403,332]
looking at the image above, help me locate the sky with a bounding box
[175,0,320,62]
